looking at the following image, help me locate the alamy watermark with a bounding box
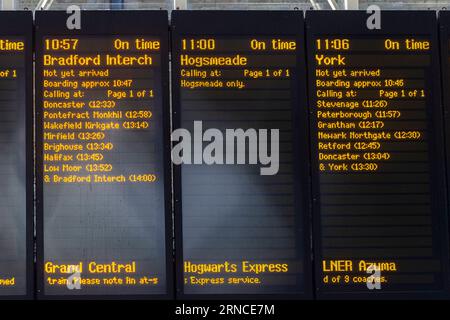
[66,265,81,290]
[171,121,280,176]
[366,5,381,30]
[366,265,381,290]
[66,5,81,30]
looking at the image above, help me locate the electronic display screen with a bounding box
[307,11,449,298]
[439,10,450,291]
[172,11,312,298]
[35,11,172,298]
[0,11,33,299]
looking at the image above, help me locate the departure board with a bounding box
[0,12,33,299]
[439,11,450,289]
[35,11,172,298]
[307,11,449,298]
[172,11,312,298]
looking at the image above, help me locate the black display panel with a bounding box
[306,11,449,298]
[439,11,450,291]
[35,11,172,298]
[172,11,312,299]
[0,11,33,299]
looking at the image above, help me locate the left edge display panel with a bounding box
[35,11,173,299]
[0,11,34,300]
